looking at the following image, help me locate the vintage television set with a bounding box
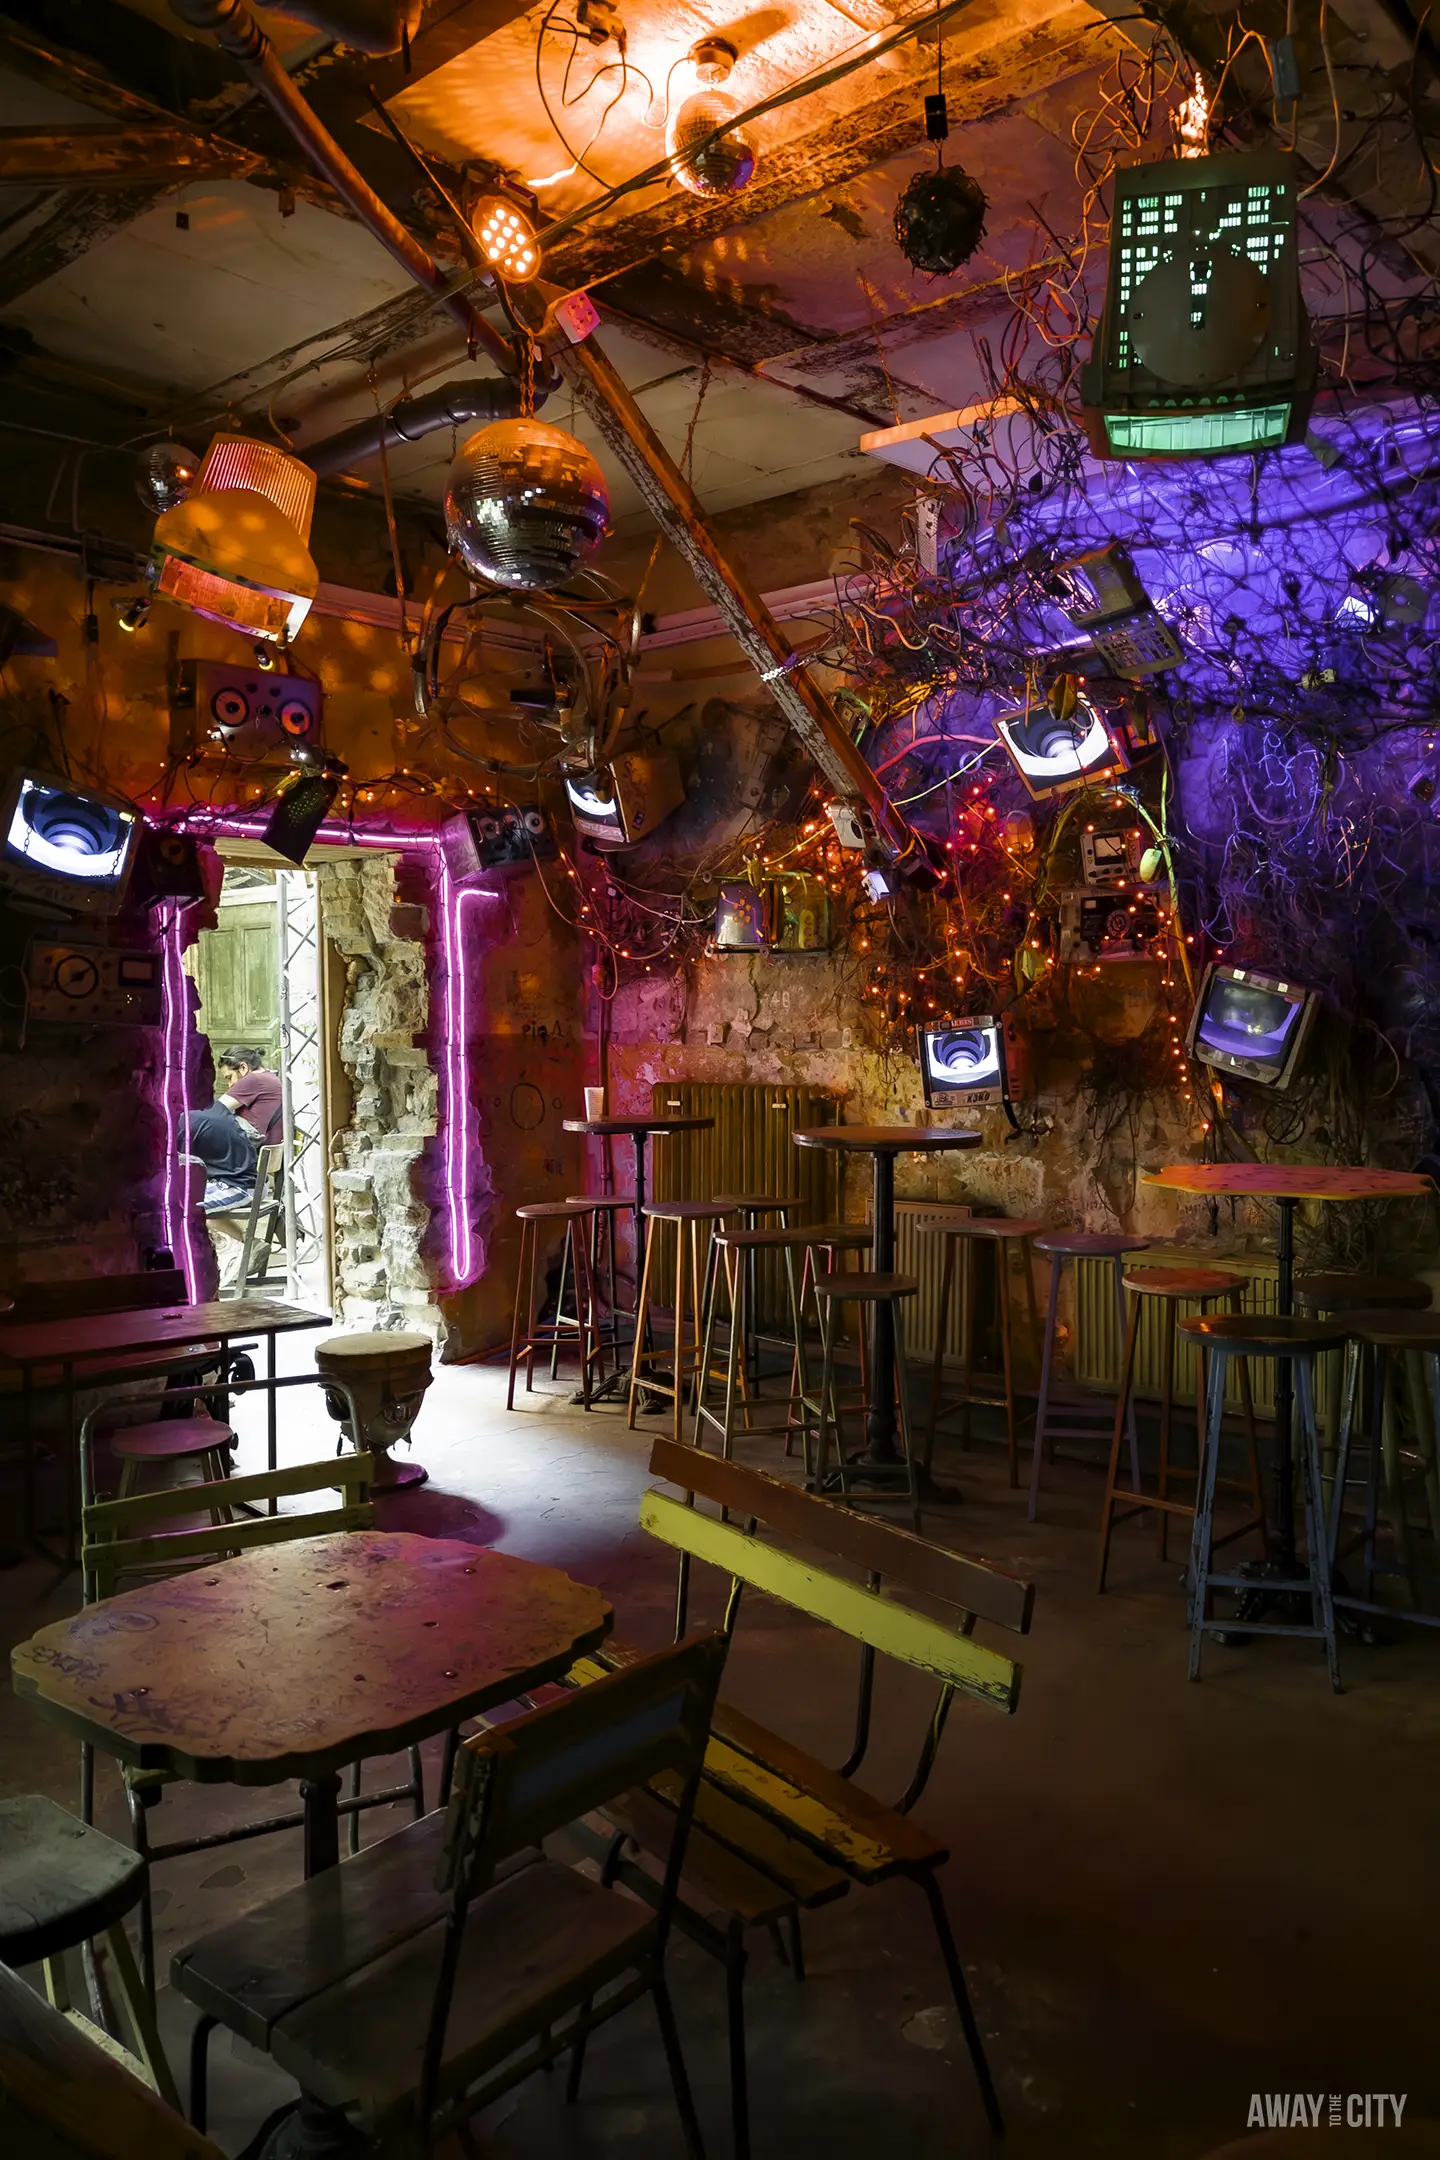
[0,769,141,917]
[917,1012,1029,1117]
[564,751,684,849]
[714,882,770,951]
[994,693,1131,801]
[1185,961,1320,1089]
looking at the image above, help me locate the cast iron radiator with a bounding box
[647,1081,838,1329]
[1074,1250,1281,1418]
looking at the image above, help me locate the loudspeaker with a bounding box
[442,803,556,880]
[132,827,209,910]
[170,659,323,761]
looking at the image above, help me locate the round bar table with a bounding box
[563,1115,715,1394]
[1142,1164,1434,1573]
[793,1126,982,1473]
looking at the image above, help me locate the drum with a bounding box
[314,1330,433,1490]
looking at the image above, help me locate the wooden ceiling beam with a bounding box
[0,123,262,186]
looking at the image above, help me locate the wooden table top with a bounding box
[0,1298,331,1369]
[562,1116,714,1137]
[11,1532,611,1785]
[792,1125,984,1154]
[1143,1164,1434,1203]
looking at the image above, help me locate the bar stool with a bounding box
[565,1193,634,1378]
[786,1224,874,1462]
[695,1224,803,1460]
[713,1193,803,1391]
[1293,1272,1430,1478]
[109,1414,234,1500]
[1028,1231,1150,1521]
[630,1199,732,1441]
[923,1218,1044,1489]
[1179,1311,1344,1690]
[1096,1267,1266,1592]
[1328,1307,1440,1627]
[812,1271,923,1532]
[508,1200,601,1411]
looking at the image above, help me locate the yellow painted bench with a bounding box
[570,1434,1033,2157]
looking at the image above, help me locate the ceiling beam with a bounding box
[0,123,262,186]
[0,187,164,308]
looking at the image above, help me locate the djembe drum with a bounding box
[314,1330,434,1489]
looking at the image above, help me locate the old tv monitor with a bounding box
[0,769,140,917]
[994,695,1130,801]
[715,882,769,951]
[919,1015,1013,1111]
[1186,962,1319,1089]
[565,770,625,847]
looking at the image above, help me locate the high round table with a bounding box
[792,1125,982,1473]
[1142,1163,1434,1572]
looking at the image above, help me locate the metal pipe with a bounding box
[559,333,918,863]
[299,376,525,476]
[269,1,420,53]
[167,0,514,372]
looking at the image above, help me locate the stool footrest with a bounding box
[1194,1615,1331,1641]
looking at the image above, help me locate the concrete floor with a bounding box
[4,1349,1440,2159]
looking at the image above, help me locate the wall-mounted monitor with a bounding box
[564,751,684,850]
[994,695,1131,801]
[1186,962,1320,1090]
[0,769,141,917]
[715,883,769,951]
[918,1012,1028,1113]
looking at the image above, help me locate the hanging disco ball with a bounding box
[893,165,988,276]
[444,419,610,593]
[134,440,198,515]
[667,92,756,198]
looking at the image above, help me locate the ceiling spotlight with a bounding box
[668,90,756,198]
[116,596,151,634]
[151,434,318,645]
[134,439,198,516]
[894,163,988,276]
[473,193,542,283]
[262,753,346,866]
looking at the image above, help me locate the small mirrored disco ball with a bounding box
[667,91,756,198]
[134,439,198,515]
[445,420,610,592]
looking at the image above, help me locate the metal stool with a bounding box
[316,1330,434,1487]
[923,1217,1044,1489]
[1097,1267,1266,1592]
[812,1271,923,1531]
[1028,1231,1150,1521]
[508,1201,601,1411]
[1294,1272,1431,1477]
[785,1224,874,1463]
[1328,1307,1440,1630]
[712,1193,803,1390]
[0,1793,178,2104]
[630,1200,732,1441]
[1179,1312,1344,1690]
[565,1193,634,1378]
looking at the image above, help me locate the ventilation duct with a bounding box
[300,377,528,478]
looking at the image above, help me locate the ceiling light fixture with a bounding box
[151,434,319,644]
[893,20,986,276]
[473,192,542,283]
[668,45,755,199]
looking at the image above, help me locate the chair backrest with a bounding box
[641,1438,1029,1801]
[81,1454,376,1602]
[439,1632,730,1899]
[11,1269,187,1324]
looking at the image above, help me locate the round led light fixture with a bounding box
[667,91,756,198]
[894,164,988,275]
[445,418,610,593]
[473,195,541,283]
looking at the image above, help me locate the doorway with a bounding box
[188,860,331,1306]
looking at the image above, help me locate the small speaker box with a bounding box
[170,659,323,761]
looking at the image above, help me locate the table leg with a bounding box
[581,1132,651,1405]
[1273,1196,1296,1561]
[862,1151,901,1466]
[266,1331,278,1517]
[300,1774,341,1877]
[63,1360,77,1571]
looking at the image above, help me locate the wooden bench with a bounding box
[570,1435,1033,2156]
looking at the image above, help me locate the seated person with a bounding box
[183,1101,256,1214]
[217,1046,283,1147]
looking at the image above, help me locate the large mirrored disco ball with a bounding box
[135,439,198,515]
[667,92,756,198]
[444,419,610,592]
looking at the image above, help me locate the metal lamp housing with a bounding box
[445,419,610,593]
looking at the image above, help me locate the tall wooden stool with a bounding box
[1028,1231,1150,1521]
[508,1201,601,1411]
[1096,1267,1266,1592]
[695,1224,799,1459]
[108,1414,234,1501]
[713,1193,803,1390]
[923,1218,1044,1489]
[565,1192,633,1378]
[1179,1312,1344,1690]
[1328,1307,1440,1629]
[812,1271,923,1531]
[0,1793,178,2105]
[630,1199,731,1441]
